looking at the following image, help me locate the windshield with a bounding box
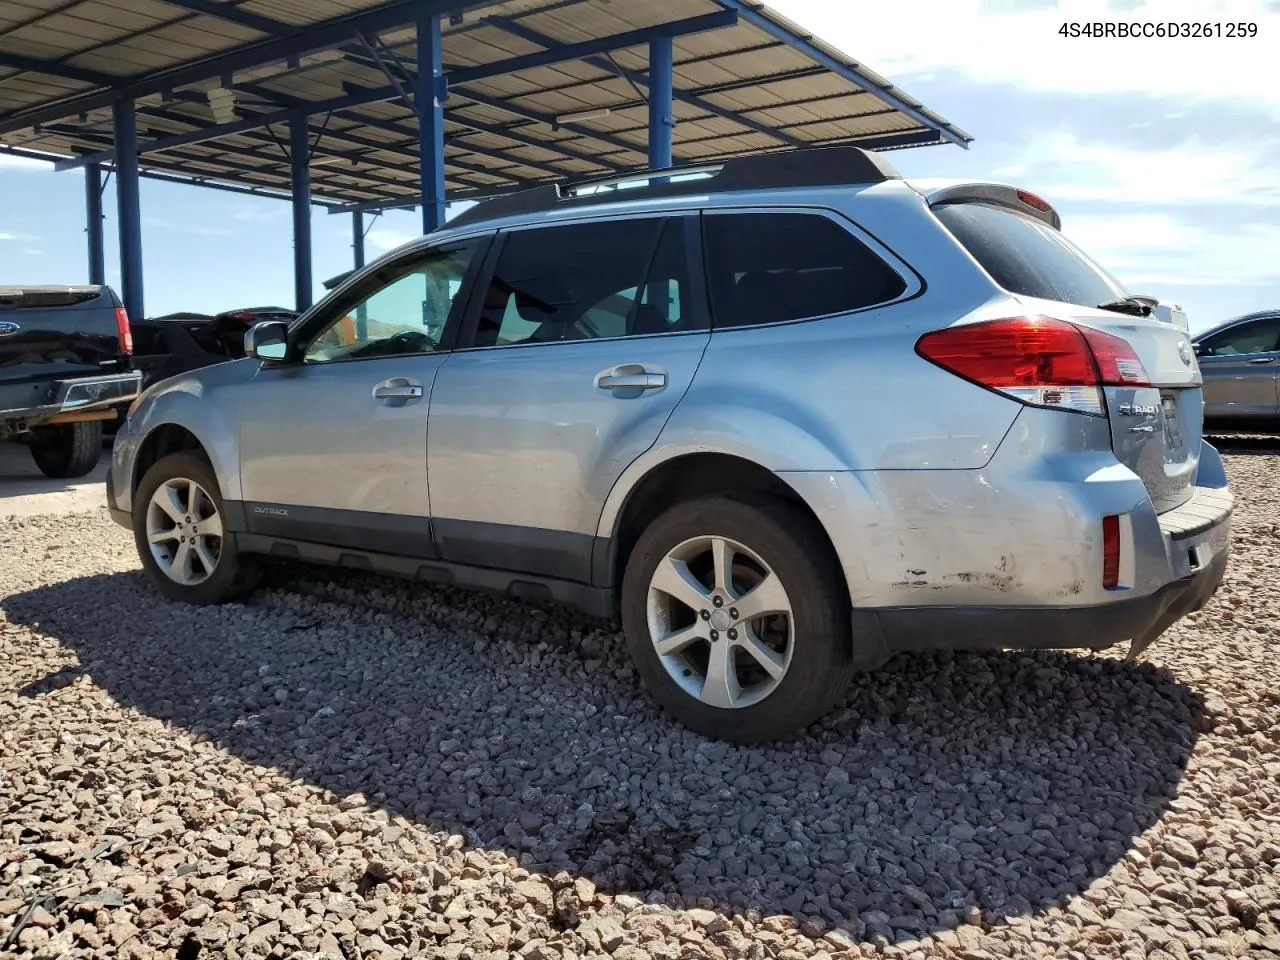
[934,201,1129,308]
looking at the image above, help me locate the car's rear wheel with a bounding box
[621,495,852,744]
[29,419,103,479]
[132,452,260,604]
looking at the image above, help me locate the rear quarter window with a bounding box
[933,201,1128,308]
[702,212,908,329]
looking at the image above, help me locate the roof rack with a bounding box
[447,144,902,230]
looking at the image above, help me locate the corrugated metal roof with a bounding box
[0,0,971,209]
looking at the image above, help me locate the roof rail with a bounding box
[447,144,902,229]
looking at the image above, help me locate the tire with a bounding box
[29,419,103,479]
[132,452,261,605]
[620,495,852,744]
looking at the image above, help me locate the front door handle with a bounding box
[595,364,667,395]
[1247,357,1276,364]
[373,378,424,402]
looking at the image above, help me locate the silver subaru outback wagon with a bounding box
[107,146,1232,744]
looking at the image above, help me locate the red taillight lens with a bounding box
[915,316,1151,415]
[1079,326,1151,386]
[916,316,1098,388]
[1102,514,1120,589]
[114,305,133,355]
[229,311,254,321]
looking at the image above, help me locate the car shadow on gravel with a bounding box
[6,568,1206,941]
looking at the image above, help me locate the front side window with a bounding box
[1203,318,1280,356]
[471,217,695,349]
[304,239,481,363]
[702,212,908,329]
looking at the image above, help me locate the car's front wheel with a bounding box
[132,452,260,604]
[620,495,852,744]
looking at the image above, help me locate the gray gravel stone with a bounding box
[2,445,1279,959]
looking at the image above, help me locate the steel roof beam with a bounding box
[709,0,969,148]
[449,10,735,85]
[226,81,595,181]
[0,0,505,137]
[486,16,805,149]
[452,89,643,159]
[49,8,726,173]
[0,51,117,86]
[160,0,292,35]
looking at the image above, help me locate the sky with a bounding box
[1,0,1277,331]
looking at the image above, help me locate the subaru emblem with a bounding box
[1177,340,1193,366]
[0,320,20,337]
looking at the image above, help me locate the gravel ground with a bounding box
[2,448,1278,960]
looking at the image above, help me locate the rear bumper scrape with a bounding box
[850,483,1232,667]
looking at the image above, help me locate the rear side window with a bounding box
[934,201,1128,308]
[702,212,907,329]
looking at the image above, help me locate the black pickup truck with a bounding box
[0,285,142,478]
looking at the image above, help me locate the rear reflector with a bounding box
[1102,515,1121,589]
[915,316,1150,416]
[114,305,133,355]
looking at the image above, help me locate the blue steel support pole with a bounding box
[112,101,144,319]
[85,163,105,285]
[416,8,446,234]
[648,36,674,171]
[353,210,368,337]
[290,112,313,312]
[352,210,366,270]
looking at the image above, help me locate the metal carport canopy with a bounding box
[0,0,972,316]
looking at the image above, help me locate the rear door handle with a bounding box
[373,378,424,402]
[1247,357,1275,364]
[595,364,667,394]
[597,372,666,390]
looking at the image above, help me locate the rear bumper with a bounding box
[849,483,1233,667]
[0,371,142,424]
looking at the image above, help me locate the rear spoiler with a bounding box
[919,183,1062,231]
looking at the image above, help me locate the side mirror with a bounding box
[244,320,289,361]
[1193,342,1210,358]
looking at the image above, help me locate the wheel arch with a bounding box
[132,423,219,499]
[600,450,853,604]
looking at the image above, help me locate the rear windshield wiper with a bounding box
[1097,294,1157,318]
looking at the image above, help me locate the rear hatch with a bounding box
[0,285,130,386]
[926,188,1201,513]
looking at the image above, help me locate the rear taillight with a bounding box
[115,305,134,355]
[1102,514,1120,589]
[915,316,1150,416]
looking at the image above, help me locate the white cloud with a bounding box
[22,249,46,256]
[995,132,1280,206]
[772,0,1277,108]
[0,231,36,241]
[367,228,418,252]
[1064,212,1280,289]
